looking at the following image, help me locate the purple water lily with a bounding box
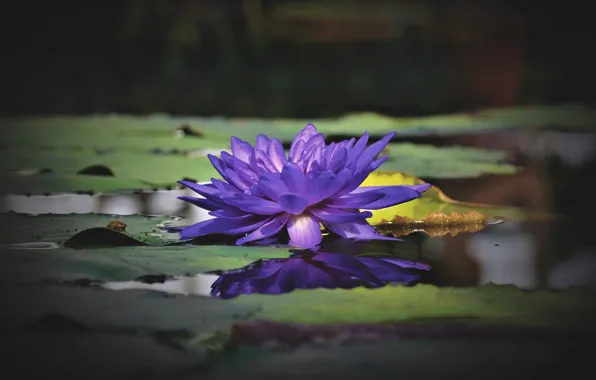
[174,124,431,248]
[211,251,431,299]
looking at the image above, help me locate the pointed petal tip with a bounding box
[413,183,432,193]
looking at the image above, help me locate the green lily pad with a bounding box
[381,143,517,178]
[2,245,292,282]
[0,151,219,192]
[0,213,172,245]
[232,284,596,330]
[0,173,149,194]
[0,116,230,153]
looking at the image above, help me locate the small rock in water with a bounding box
[174,124,204,138]
[106,220,127,232]
[77,165,115,177]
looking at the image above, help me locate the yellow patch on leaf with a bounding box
[362,171,525,226]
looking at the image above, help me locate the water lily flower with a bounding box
[173,124,431,248]
[210,251,430,299]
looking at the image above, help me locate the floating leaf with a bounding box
[234,284,596,330]
[0,173,149,194]
[380,143,517,178]
[0,116,230,153]
[0,213,173,246]
[0,151,219,192]
[362,171,526,226]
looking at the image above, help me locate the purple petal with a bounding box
[207,154,235,186]
[309,207,372,223]
[250,148,278,174]
[255,134,271,152]
[223,193,284,215]
[179,215,268,240]
[279,193,309,215]
[178,180,218,198]
[355,131,396,171]
[345,131,369,169]
[251,173,289,202]
[289,123,318,161]
[210,178,240,197]
[268,138,287,172]
[303,133,325,153]
[335,169,372,197]
[288,139,306,163]
[327,147,347,172]
[306,169,351,205]
[368,156,387,172]
[177,196,220,211]
[324,219,398,241]
[302,144,324,172]
[280,162,307,194]
[236,214,290,245]
[287,213,322,249]
[320,142,336,169]
[410,183,432,193]
[230,136,254,163]
[339,137,356,151]
[209,207,249,219]
[221,152,258,184]
[328,185,425,210]
[222,166,251,191]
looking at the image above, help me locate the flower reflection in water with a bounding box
[210,250,430,299]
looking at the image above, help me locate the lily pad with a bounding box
[0,151,219,193]
[2,245,292,282]
[0,116,230,153]
[233,284,596,330]
[381,143,517,178]
[0,213,172,245]
[2,105,594,152]
[362,171,528,226]
[274,104,596,138]
[0,173,149,194]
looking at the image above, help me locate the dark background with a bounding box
[3,0,596,117]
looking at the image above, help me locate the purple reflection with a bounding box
[210,251,430,299]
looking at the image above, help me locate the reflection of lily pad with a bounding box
[362,171,527,226]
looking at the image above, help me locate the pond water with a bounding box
[3,129,595,296]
